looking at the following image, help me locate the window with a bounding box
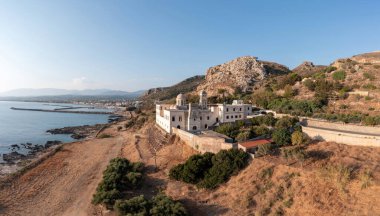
[192,126,197,130]
[239,115,241,118]
[235,115,238,118]
[177,125,181,129]
[207,116,210,120]
[248,107,250,110]
[231,115,234,119]
[205,124,208,129]
[240,108,242,111]
[216,117,219,122]
[200,117,202,120]
[233,108,235,111]
[226,116,229,119]
[227,108,229,112]
[172,116,175,121]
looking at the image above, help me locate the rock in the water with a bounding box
[3,151,26,162]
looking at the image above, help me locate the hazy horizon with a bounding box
[0,0,379,92]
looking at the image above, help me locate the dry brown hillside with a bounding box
[121,120,380,216]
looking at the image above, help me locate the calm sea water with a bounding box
[0,101,111,157]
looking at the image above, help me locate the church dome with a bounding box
[177,93,185,100]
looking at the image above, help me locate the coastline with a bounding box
[0,122,112,177]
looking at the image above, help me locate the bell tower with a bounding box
[199,90,207,109]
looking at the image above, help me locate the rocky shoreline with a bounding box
[0,123,108,176]
[46,124,107,139]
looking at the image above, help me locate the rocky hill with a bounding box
[197,56,290,96]
[351,51,380,64]
[292,61,327,77]
[142,75,205,101]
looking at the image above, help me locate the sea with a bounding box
[0,101,112,158]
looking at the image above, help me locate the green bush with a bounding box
[281,146,307,161]
[323,66,337,73]
[170,149,250,189]
[114,194,188,216]
[114,195,149,216]
[291,131,304,145]
[252,125,271,137]
[363,72,375,81]
[275,116,299,130]
[169,153,213,184]
[332,70,346,81]
[236,131,252,142]
[150,194,188,216]
[362,84,377,90]
[303,79,316,91]
[215,123,240,139]
[92,158,144,207]
[272,128,291,146]
[255,143,274,157]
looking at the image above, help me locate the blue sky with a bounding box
[0,0,379,92]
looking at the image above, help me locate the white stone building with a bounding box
[156,90,253,133]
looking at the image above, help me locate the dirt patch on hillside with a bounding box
[0,124,124,216]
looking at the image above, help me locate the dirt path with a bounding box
[0,135,124,216]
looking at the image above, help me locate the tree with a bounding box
[272,128,291,146]
[236,131,251,142]
[291,131,303,145]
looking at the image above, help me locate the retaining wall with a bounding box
[172,127,234,153]
[301,118,380,147]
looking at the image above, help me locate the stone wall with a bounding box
[301,118,380,147]
[301,118,380,135]
[172,127,235,153]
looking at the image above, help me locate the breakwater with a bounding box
[10,107,112,115]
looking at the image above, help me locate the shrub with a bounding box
[275,116,299,130]
[114,195,149,216]
[114,194,188,216]
[291,131,303,145]
[283,85,296,98]
[272,128,291,146]
[323,66,337,73]
[198,149,250,189]
[255,143,274,157]
[92,158,144,207]
[332,70,346,81]
[236,131,252,142]
[363,72,375,81]
[170,149,250,189]
[303,79,316,91]
[253,125,271,137]
[215,123,240,139]
[169,153,213,184]
[359,169,373,189]
[320,164,353,192]
[99,134,112,139]
[363,116,380,126]
[362,84,377,90]
[281,146,307,161]
[150,194,188,216]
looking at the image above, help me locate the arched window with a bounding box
[192,126,197,130]
[172,116,175,121]
[216,117,219,122]
[177,125,181,129]
[226,116,229,119]
[205,124,208,129]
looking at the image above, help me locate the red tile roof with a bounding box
[239,139,272,149]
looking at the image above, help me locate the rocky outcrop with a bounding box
[47,124,105,139]
[293,61,327,77]
[197,56,289,96]
[351,51,380,64]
